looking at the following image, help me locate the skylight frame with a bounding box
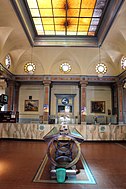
[11,0,124,47]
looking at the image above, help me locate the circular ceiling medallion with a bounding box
[60,63,71,73]
[95,63,107,75]
[5,54,11,69]
[121,56,126,69]
[24,62,36,74]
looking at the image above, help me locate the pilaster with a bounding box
[43,79,51,123]
[80,80,88,123]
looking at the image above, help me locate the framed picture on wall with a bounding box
[91,101,105,113]
[24,100,39,111]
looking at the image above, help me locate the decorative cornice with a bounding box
[14,75,118,84]
[118,70,126,82]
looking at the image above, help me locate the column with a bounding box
[6,80,15,111]
[43,80,51,123]
[80,80,88,124]
[13,82,20,112]
[123,85,126,123]
[117,82,123,124]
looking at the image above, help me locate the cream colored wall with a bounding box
[19,85,44,121]
[18,84,112,123]
[86,85,112,115]
[51,84,79,117]
[50,84,112,117]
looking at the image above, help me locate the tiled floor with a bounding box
[0,140,126,189]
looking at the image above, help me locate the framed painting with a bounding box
[91,101,105,113]
[24,100,39,111]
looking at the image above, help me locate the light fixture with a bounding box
[24,62,36,74]
[60,63,71,73]
[96,47,107,77]
[121,56,126,69]
[24,47,36,74]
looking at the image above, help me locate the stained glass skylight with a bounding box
[11,0,124,46]
[25,0,108,36]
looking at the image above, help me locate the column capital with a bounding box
[80,80,88,87]
[6,79,15,87]
[113,81,124,88]
[43,80,51,85]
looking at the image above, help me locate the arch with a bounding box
[49,50,81,75]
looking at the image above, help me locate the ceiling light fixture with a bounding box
[24,62,36,74]
[24,47,36,74]
[60,63,71,73]
[96,47,107,77]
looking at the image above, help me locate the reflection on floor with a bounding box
[0,140,126,189]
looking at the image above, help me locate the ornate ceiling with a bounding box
[0,0,126,78]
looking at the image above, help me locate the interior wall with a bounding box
[50,84,79,117]
[86,85,112,115]
[18,84,112,123]
[19,85,44,122]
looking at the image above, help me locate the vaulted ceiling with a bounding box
[0,0,126,78]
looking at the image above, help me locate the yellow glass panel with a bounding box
[68,18,78,25]
[27,0,38,8]
[52,0,64,8]
[54,18,66,25]
[81,0,96,8]
[77,31,87,35]
[53,9,66,17]
[80,9,93,17]
[44,25,54,31]
[42,18,54,25]
[67,25,77,32]
[79,18,91,25]
[68,0,81,8]
[67,9,80,17]
[40,9,53,17]
[55,24,65,31]
[30,9,40,17]
[33,18,42,25]
[78,25,89,32]
[37,0,52,8]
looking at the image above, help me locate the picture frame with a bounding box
[24,100,39,111]
[91,101,105,113]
